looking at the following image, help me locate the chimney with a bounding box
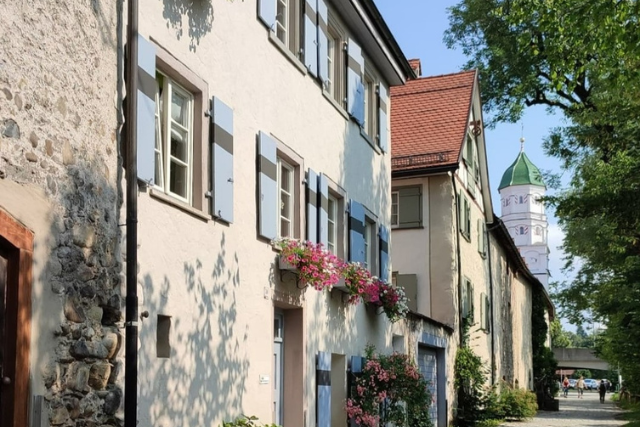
[408,58,421,78]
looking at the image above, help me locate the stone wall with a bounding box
[0,1,123,425]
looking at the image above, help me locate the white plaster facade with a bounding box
[133,1,411,426]
[500,179,549,287]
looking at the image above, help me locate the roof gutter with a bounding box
[392,163,459,179]
[358,0,415,79]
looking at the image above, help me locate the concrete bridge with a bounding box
[554,347,609,371]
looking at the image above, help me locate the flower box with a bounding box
[278,256,299,272]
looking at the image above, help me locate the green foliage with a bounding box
[454,345,489,426]
[346,345,433,427]
[531,288,557,392]
[221,415,280,427]
[499,388,538,420]
[573,369,592,379]
[445,0,640,396]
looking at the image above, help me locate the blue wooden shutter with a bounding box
[306,168,319,243]
[349,200,365,263]
[377,82,389,153]
[258,132,278,240]
[318,174,329,247]
[137,35,156,184]
[379,225,390,282]
[347,38,365,126]
[210,97,234,223]
[317,0,329,84]
[316,352,331,427]
[303,0,318,77]
[258,0,276,31]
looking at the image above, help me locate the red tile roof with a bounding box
[391,70,477,172]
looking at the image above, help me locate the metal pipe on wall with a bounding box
[124,0,139,425]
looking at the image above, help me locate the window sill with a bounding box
[461,231,471,243]
[391,225,425,230]
[268,32,308,76]
[322,90,349,119]
[149,189,210,222]
[360,127,381,154]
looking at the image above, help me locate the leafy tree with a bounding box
[445,0,640,393]
[550,319,571,348]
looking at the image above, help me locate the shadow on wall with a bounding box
[137,232,250,426]
[161,0,214,51]
[37,158,124,426]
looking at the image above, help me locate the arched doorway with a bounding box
[0,209,33,427]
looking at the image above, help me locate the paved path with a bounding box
[501,390,625,426]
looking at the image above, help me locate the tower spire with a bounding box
[520,123,525,152]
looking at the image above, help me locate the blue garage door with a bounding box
[417,346,438,425]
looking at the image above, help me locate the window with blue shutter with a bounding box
[348,200,365,263]
[316,352,331,427]
[210,97,234,223]
[379,225,390,282]
[377,82,389,153]
[306,168,319,243]
[258,132,278,240]
[303,0,318,76]
[137,35,156,184]
[317,0,329,84]
[258,0,276,31]
[318,174,329,247]
[346,38,365,126]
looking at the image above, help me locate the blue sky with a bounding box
[375,0,574,323]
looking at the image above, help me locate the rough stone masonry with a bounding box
[1,1,125,426]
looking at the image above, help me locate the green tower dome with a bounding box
[498,150,545,190]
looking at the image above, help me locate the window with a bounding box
[391,191,399,226]
[363,70,376,137]
[363,215,376,274]
[278,158,295,238]
[462,279,473,320]
[477,219,487,257]
[391,186,422,229]
[326,20,345,105]
[458,192,471,240]
[327,194,338,254]
[155,71,194,203]
[275,0,301,56]
[480,293,490,332]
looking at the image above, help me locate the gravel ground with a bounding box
[501,390,626,427]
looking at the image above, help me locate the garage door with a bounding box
[417,346,438,425]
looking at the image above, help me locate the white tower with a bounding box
[498,139,549,287]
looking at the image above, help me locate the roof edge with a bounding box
[359,0,415,80]
[489,215,555,319]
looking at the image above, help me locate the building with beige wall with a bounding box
[390,67,493,427]
[1,0,416,426]
[132,0,412,426]
[390,64,554,426]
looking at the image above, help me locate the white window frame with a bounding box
[276,0,289,46]
[364,216,376,274]
[363,70,376,138]
[327,193,338,254]
[277,158,295,238]
[391,191,399,227]
[154,71,194,204]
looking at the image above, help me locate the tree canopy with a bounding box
[445,0,640,393]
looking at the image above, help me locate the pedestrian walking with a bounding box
[577,376,585,398]
[599,379,607,403]
[563,376,570,398]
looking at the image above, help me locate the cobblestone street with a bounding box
[501,391,626,427]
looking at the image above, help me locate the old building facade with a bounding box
[0,1,123,426]
[390,64,554,426]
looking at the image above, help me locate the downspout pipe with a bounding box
[124,0,139,425]
[450,172,464,346]
[486,224,496,385]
